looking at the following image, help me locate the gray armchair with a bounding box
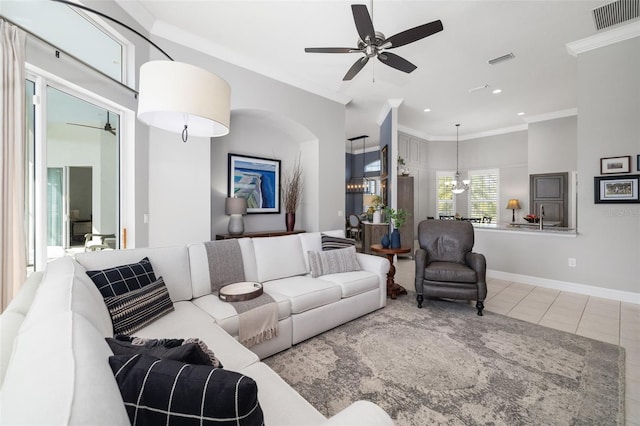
[414,220,487,315]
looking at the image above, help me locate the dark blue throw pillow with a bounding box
[87,257,156,298]
[109,354,263,426]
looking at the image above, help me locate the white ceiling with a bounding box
[114,0,629,147]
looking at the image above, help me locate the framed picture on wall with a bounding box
[381,145,388,177]
[228,154,281,213]
[600,156,631,174]
[594,175,640,204]
[637,154,640,171]
[381,177,388,207]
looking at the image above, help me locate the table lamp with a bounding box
[506,199,521,223]
[225,197,247,235]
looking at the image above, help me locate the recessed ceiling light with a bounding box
[492,89,502,94]
[423,108,431,112]
[517,112,525,116]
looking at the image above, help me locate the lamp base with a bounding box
[228,214,244,235]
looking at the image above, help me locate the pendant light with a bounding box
[346,135,371,193]
[450,124,470,194]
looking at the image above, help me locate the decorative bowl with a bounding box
[524,217,539,223]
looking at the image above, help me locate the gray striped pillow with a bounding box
[321,234,356,251]
[308,246,361,278]
[104,277,174,335]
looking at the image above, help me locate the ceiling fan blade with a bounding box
[67,122,104,130]
[351,4,375,43]
[343,56,369,81]
[305,47,359,54]
[385,20,443,49]
[377,52,417,74]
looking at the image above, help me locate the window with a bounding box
[436,172,456,218]
[468,169,499,221]
[364,159,381,173]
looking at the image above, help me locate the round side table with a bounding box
[370,244,411,299]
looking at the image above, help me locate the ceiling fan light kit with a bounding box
[305,4,443,80]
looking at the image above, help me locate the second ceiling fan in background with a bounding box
[305,4,443,81]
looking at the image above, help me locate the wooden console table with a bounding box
[215,230,305,240]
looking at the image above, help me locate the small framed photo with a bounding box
[228,153,281,213]
[594,175,640,204]
[600,156,631,174]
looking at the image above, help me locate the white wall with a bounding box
[146,37,346,247]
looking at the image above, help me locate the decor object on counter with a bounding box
[450,124,470,194]
[384,207,409,249]
[228,154,280,214]
[225,197,247,235]
[282,155,303,231]
[51,0,231,144]
[381,234,390,248]
[594,174,640,203]
[397,156,409,176]
[600,155,631,174]
[524,214,539,223]
[505,199,521,223]
[373,210,382,224]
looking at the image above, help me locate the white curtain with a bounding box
[0,19,27,311]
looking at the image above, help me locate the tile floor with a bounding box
[394,257,639,426]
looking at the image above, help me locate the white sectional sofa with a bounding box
[0,231,393,425]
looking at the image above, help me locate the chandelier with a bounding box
[450,124,470,194]
[346,135,372,193]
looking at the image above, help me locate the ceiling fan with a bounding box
[305,4,443,81]
[67,111,117,135]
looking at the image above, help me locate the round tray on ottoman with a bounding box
[218,282,263,302]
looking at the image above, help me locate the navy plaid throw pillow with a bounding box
[87,257,157,298]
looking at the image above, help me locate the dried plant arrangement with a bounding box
[282,155,303,213]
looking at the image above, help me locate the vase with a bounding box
[390,228,401,248]
[381,234,390,248]
[373,210,381,223]
[285,212,295,231]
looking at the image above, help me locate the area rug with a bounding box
[263,292,625,425]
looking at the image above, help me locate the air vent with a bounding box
[592,0,639,30]
[488,52,515,65]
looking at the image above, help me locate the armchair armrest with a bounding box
[465,251,488,300]
[320,401,394,426]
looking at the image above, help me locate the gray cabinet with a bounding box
[362,222,389,255]
[397,176,414,257]
[530,172,568,227]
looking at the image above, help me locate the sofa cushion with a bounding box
[133,301,260,372]
[0,312,130,425]
[321,234,355,251]
[253,235,307,282]
[106,337,222,368]
[20,256,113,337]
[109,353,264,426]
[424,261,477,283]
[192,291,291,338]
[104,277,175,335]
[262,276,341,314]
[317,270,380,298]
[308,246,361,278]
[75,246,193,302]
[86,257,156,298]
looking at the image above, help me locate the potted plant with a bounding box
[397,156,409,175]
[369,195,384,223]
[282,155,303,231]
[384,207,409,248]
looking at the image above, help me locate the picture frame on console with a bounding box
[600,156,631,174]
[228,153,281,213]
[594,174,640,204]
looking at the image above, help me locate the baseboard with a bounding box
[487,269,640,305]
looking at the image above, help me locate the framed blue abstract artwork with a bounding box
[228,154,281,213]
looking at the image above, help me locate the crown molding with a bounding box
[522,108,577,124]
[399,123,529,142]
[566,20,640,57]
